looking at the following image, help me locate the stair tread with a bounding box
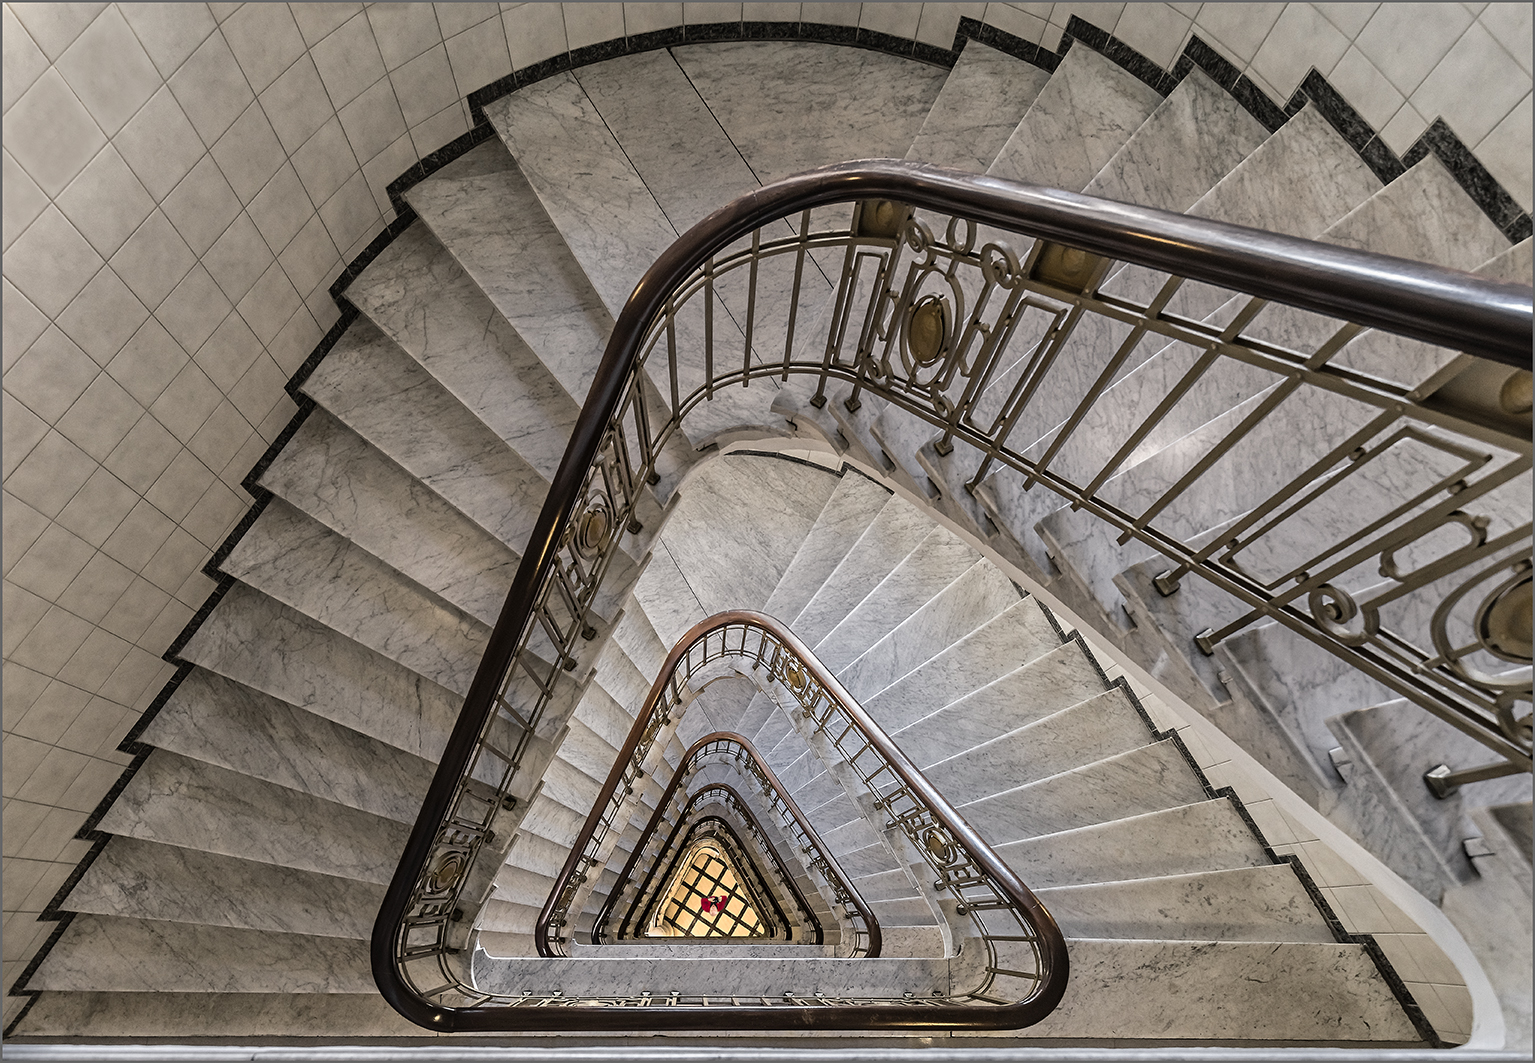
[763,469,892,624]
[258,406,520,627]
[96,750,404,885]
[988,44,1162,194]
[29,915,373,995]
[142,668,435,824]
[12,991,421,1039]
[181,583,459,763]
[64,836,382,940]
[222,498,488,695]
[907,40,1051,173]
[346,223,580,481]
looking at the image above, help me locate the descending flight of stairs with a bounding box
[9,23,1527,1046]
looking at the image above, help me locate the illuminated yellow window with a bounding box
[647,839,768,938]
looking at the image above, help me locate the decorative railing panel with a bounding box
[374,161,1532,1032]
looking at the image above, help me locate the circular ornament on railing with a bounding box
[1495,691,1533,745]
[782,658,809,696]
[1431,556,1534,698]
[428,852,467,893]
[905,295,950,368]
[1308,583,1378,647]
[980,241,1022,288]
[572,497,614,560]
[1499,369,1533,415]
[922,825,958,867]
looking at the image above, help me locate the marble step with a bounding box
[179,583,460,763]
[812,524,979,673]
[62,836,382,940]
[12,991,420,1039]
[671,41,946,189]
[858,597,1064,734]
[553,716,621,791]
[484,69,771,449]
[836,559,1021,703]
[1027,938,1417,1041]
[763,469,892,625]
[919,688,1153,806]
[790,492,933,647]
[257,406,520,627]
[344,221,579,483]
[590,632,655,721]
[680,675,769,739]
[987,43,1161,194]
[611,602,671,685]
[493,863,556,915]
[888,641,1111,763]
[221,498,489,696]
[96,749,405,885]
[906,40,1051,173]
[1083,68,1268,213]
[28,915,372,995]
[957,739,1209,844]
[995,798,1271,890]
[1036,863,1333,942]
[140,669,435,824]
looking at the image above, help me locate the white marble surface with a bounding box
[182,584,460,762]
[30,915,373,994]
[64,836,383,940]
[1084,69,1268,213]
[906,41,1051,174]
[958,740,1207,844]
[16,991,419,1038]
[920,689,1151,806]
[988,44,1161,193]
[791,493,933,647]
[97,750,405,884]
[1022,939,1417,1040]
[1036,863,1334,942]
[300,318,555,560]
[259,407,522,627]
[889,641,1106,763]
[763,469,890,626]
[223,498,489,695]
[672,42,947,187]
[995,799,1270,890]
[405,141,615,405]
[143,668,435,824]
[836,559,1018,703]
[859,598,1061,734]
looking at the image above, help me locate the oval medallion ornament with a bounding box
[573,499,613,560]
[905,294,950,367]
[429,852,466,893]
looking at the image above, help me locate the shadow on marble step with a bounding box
[63,836,384,940]
[143,669,436,825]
[1036,863,1334,942]
[1328,699,1534,901]
[98,750,406,886]
[1018,939,1418,1042]
[29,916,374,995]
[959,740,1209,844]
[180,583,461,763]
[11,991,425,1039]
[907,39,1050,173]
[995,798,1270,890]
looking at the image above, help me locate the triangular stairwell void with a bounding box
[7,12,1530,1051]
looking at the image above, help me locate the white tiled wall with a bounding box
[2,2,1529,1024]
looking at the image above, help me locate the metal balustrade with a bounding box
[373,160,1532,1032]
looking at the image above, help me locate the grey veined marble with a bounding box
[907,41,1051,173]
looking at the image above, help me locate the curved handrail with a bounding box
[538,611,1065,1024]
[373,161,1533,1032]
[591,733,872,952]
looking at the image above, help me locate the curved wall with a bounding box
[2,1,1531,1025]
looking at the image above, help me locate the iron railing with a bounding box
[591,734,875,953]
[374,160,1532,1032]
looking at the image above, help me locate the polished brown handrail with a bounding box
[591,732,873,952]
[534,610,1067,1026]
[373,161,1532,1032]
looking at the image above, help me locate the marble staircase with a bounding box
[10,30,1528,1047]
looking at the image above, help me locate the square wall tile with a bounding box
[310,9,388,109]
[8,604,95,677]
[102,411,181,494]
[277,213,342,300]
[202,213,276,305]
[3,4,51,113]
[293,117,361,207]
[56,551,137,626]
[391,44,459,128]
[1,392,49,480]
[167,30,255,147]
[368,3,446,72]
[1193,2,1285,63]
[5,325,100,424]
[119,2,219,79]
[1114,3,1193,69]
[625,3,685,36]
[54,145,157,259]
[156,265,234,354]
[504,4,569,70]
[1250,2,1350,97]
[237,262,304,347]
[55,5,162,137]
[210,99,286,204]
[161,155,242,257]
[54,467,139,549]
[1475,91,1533,212]
[7,523,96,603]
[445,20,513,97]
[436,2,500,38]
[194,310,264,393]
[8,4,107,63]
[565,2,624,49]
[3,148,49,252]
[220,2,308,94]
[109,210,196,311]
[147,362,221,445]
[107,316,190,408]
[338,77,409,165]
[55,372,147,463]
[2,280,49,371]
[247,164,317,256]
[2,494,51,576]
[101,498,176,571]
[4,68,105,197]
[290,2,365,47]
[1408,20,1528,144]
[260,55,336,155]
[111,84,204,202]
[1353,2,1473,96]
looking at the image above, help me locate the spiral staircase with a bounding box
[5,22,1530,1052]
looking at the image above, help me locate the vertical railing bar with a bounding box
[744,229,760,387]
